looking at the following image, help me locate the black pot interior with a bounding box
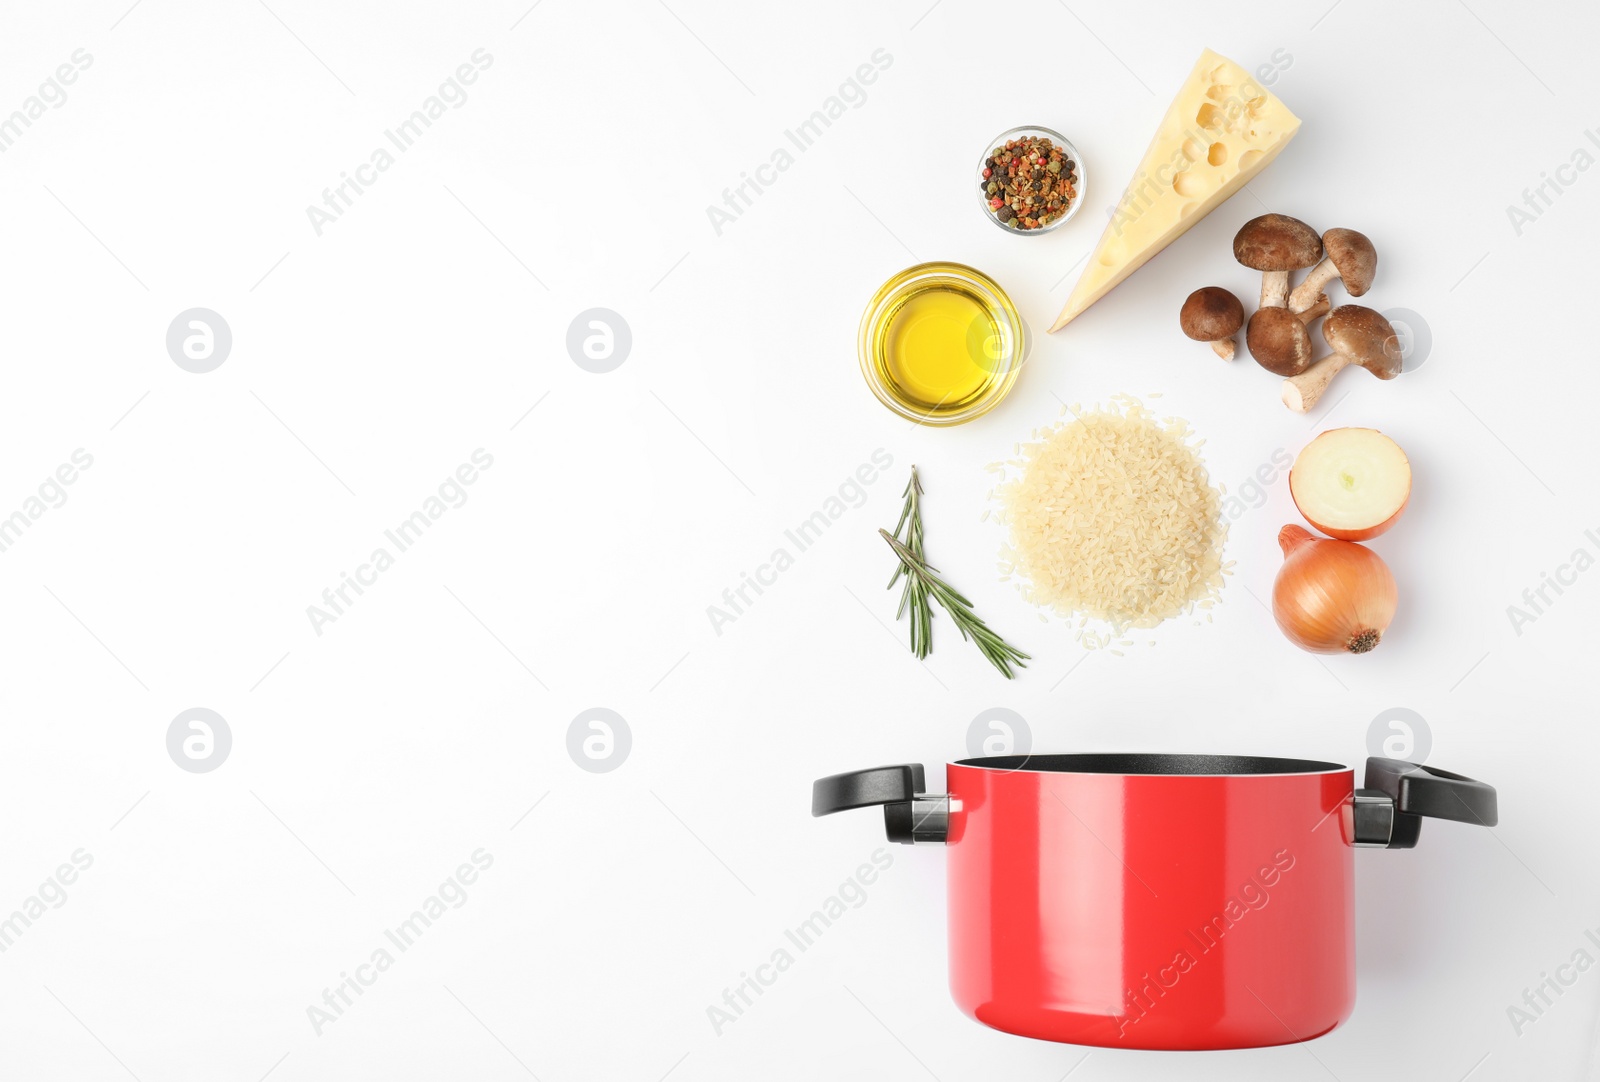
[954,753,1348,775]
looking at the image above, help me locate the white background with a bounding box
[0,0,1596,1079]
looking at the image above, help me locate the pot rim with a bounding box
[950,753,1351,777]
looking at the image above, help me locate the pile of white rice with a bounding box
[990,395,1229,649]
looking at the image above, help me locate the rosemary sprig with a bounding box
[886,467,932,658]
[880,469,1030,679]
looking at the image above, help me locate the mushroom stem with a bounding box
[1289,261,1341,311]
[1281,353,1354,413]
[1260,270,1290,309]
[1210,337,1236,361]
[1297,293,1330,324]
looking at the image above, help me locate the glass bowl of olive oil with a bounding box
[859,262,1026,426]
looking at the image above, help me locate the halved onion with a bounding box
[1289,428,1411,542]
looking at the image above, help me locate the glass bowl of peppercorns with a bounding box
[977,126,1085,235]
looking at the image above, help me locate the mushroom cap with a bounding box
[1322,228,1378,296]
[1322,305,1402,379]
[1233,214,1323,272]
[1246,307,1314,376]
[1179,287,1244,341]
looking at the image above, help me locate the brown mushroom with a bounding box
[1233,214,1322,309]
[1180,287,1245,360]
[1281,305,1403,413]
[1289,228,1377,313]
[1244,297,1331,376]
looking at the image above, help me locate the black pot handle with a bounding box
[812,764,947,844]
[812,764,925,816]
[1357,757,1498,849]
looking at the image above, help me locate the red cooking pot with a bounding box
[812,753,1496,1051]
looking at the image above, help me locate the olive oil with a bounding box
[859,263,1022,427]
[873,285,1002,416]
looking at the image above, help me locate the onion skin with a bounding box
[1272,525,1398,654]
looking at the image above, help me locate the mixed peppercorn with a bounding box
[982,136,1077,231]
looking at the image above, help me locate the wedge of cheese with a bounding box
[1050,49,1301,332]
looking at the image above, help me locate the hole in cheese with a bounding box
[1195,103,1224,130]
[1238,149,1263,171]
[1173,170,1205,197]
[1208,142,1227,166]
